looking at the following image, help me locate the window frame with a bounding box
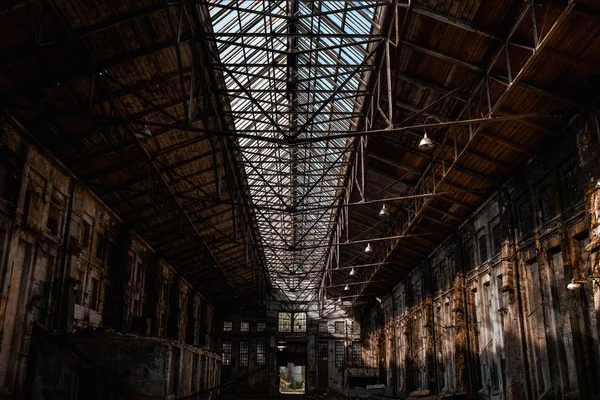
[278,312,292,333]
[294,312,307,332]
[318,341,328,360]
[256,340,267,366]
[351,342,362,367]
[335,341,345,367]
[239,340,249,367]
[222,340,232,366]
[478,233,488,263]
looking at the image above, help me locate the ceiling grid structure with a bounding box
[1,0,598,309]
[204,0,388,302]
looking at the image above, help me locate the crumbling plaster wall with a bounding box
[0,116,221,399]
[363,110,600,399]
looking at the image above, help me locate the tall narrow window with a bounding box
[491,223,502,255]
[335,341,345,367]
[47,190,64,236]
[318,341,328,360]
[89,277,100,310]
[95,232,106,261]
[239,340,249,367]
[334,321,344,334]
[222,340,232,366]
[466,244,475,270]
[223,321,233,332]
[278,312,292,332]
[352,342,362,366]
[240,321,250,332]
[81,220,91,251]
[256,340,266,366]
[539,184,556,223]
[257,322,266,332]
[294,312,307,332]
[478,234,488,263]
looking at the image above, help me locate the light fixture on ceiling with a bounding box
[567,279,582,290]
[139,125,152,137]
[379,203,390,218]
[349,268,355,276]
[418,132,434,150]
[365,243,373,254]
[419,116,440,151]
[344,284,349,291]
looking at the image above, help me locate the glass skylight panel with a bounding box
[207,1,383,302]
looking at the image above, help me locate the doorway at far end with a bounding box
[279,363,305,394]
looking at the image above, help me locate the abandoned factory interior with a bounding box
[1,0,600,399]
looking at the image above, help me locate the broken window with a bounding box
[240,322,250,332]
[278,312,292,333]
[223,321,233,332]
[335,341,345,367]
[335,321,344,334]
[222,340,232,366]
[256,340,266,366]
[294,312,307,332]
[239,340,249,367]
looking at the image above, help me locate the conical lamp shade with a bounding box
[419,132,434,150]
[379,204,389,218]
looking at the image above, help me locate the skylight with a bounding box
[206,1,386,303]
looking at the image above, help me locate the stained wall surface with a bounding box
[362,110,600,399]
[0,116,221,400]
